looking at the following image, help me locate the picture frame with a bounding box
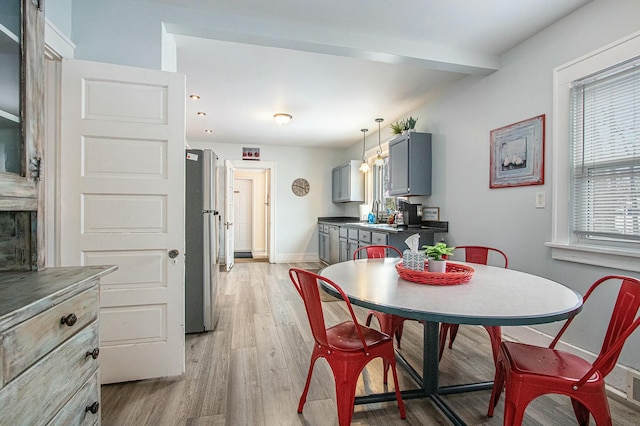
[489,114,545,188]
[422,207,440,221]
[242,147,260,160]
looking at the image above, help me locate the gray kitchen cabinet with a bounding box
[0,0,45,270]
[388,132,432,197]
[339,227,348,262]
[318,224,329,263]
[332,160,364,203]
[318,223,340,264]
[371,231,388,245]
[347,227,359,260]
[328,225,340,264]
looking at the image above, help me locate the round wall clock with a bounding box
[292,178,310,197]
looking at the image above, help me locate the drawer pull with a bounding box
[61,313,78,326]
[85,401,100,414]
[85,348,100,359]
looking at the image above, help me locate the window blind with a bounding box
[570,56,640,244]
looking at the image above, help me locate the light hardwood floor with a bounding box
[102,261,640,425]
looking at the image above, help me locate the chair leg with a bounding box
[328,359,364,426]
[297,352,320,413]
[571,398,591,426]
[448,324,460,348]
[588,395,613,426]
[394,320,404,349]
[487,360,505,417]
[484,326,502,364]
[387,354,406,419]
[439,323,450,360]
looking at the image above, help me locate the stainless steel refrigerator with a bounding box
[185,149,220,333]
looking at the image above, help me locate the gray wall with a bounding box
[404,0,640,367]
[55,0,640,371]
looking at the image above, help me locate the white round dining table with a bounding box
[319,258,583,426]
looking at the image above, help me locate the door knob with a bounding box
[168,249,179,259]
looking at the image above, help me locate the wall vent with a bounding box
[627,370,640,407]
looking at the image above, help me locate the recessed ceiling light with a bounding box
[273,113,292,124]
[197,111,206,116]
[189,94,200,100]
[205,129,213,133]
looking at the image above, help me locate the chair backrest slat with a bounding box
[455,245,508,268]
[596,277,640,376]
[289,268,370,353]
[354,245,402,260]
[289,269,329,347]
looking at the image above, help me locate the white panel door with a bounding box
[233,178,253,252]
[224,160,235,271]
[59,59,185,384]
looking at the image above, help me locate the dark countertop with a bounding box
[318,217,448,234]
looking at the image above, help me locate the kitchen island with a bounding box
[318,217,448,264]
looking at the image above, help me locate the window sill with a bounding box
[546,242,640,273]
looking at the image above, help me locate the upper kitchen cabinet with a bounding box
[388,132,432,197]
[332,160,364,203]
[0,0,45,270]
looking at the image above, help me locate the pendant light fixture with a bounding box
[359,128,370,173]
[374,118,384,166]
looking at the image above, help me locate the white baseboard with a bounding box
[502,325,629,398]
[274,253,322,263]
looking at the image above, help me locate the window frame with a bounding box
[548,30,640,272]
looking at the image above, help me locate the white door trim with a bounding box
[229,160,276,263]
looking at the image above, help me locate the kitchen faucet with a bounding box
[372,200,380,223]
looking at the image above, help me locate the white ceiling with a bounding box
[147,0,592,148]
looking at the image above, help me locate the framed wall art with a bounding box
[242,147,260,160]
[489,114,545,188]
[422,207,440,221]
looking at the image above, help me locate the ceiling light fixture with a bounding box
[359,128,370,173]
[273,113,292,124]
[374,118,384,166]
[189,94,200,100]
[205,129,213,133]
[197,111,206,116]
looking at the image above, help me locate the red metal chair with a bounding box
[439,246,509,362]
[289,268,406,426]
[353,246,408,349]
[488,275,640,425]
[353,245,402,260]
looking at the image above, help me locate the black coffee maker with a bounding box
[397,201,422,226]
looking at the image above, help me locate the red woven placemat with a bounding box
[395,262,474,285]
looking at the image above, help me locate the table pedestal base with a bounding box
[353,321,493,426]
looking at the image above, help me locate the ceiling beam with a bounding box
[165,22,499,76]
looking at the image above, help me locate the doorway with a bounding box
[230,165,272,263]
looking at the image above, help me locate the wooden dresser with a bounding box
[0,266,116,425]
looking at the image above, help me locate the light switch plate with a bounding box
[535,191,546,208]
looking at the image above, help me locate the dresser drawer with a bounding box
[2,286,99,383]
[48,370,100,426]
[0,321,99,425]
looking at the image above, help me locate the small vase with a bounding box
[428,259,447,273]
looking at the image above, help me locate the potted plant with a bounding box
[423,242,455,273]
[390,119,405,135]
[390,117,419,135]
[405,116,418,132]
